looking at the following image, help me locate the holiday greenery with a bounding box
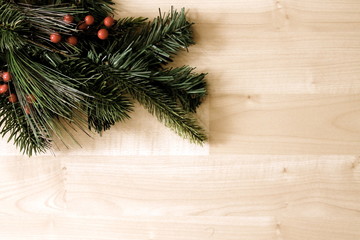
[0,0,207,156]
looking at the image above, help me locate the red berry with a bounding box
[0,84,8,94]
[63,14,74,24]
[2,72,11,82]
[24,105,31,115]
[103,16,114,27]
[26,94,36,104]
[8,93,17,103]
[84,15,95,25]
[97,29,109,40]
[67,36,78,46]
[50,33,62,43]
[78,22,88,30]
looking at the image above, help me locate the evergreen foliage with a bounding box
[0,0,207,156]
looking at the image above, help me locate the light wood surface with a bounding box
[1,0,360,239]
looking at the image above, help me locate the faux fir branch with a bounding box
[0,0,208,156]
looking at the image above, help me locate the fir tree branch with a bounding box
[6,49,91,152]
[87,93,133,133]
[0,95,51,156]
[0,3,28,51]
[59,57,134,133]
[115,8,195,68]
[86,31,208,142]
[8,50,88,118]
[73,0,114,19]
[110,67,207,143]
[0,2,208,155]
[150,66,207,112]
[67,47,207,142]
[85,74,134,133]
[113,17,148,32]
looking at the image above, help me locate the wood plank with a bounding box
[118,0,360,28]
[118,0,360,16]
[0,215,358,240]
[0,215,277,240]
[281,217,360,240]
[172,30,360,94]
[1,155,359,218]
[62,155,360,217]
[210,94,360,154]
[0,156,65,216]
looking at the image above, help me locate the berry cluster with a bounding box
[0,71,36,113]
[49,14,115,45]
[0,71,17,103]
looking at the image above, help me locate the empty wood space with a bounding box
[1,0,360,239]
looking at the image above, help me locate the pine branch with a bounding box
[17,3,86,53]
[59,57,134,133]
[73,0,114,19]
[0,2,82,54]
[150,66,207,112]
[0,3,208,155]
[110,67,207,143]
[20,4,85,34]
[115,8,195,68]
[87,93,133,133]
[85,75,134,133]
[113,17,148,32]
[70,46,207,142]
[8,50,88,119]
[0,3,28,51]
[6,49,91,150]
[92,27,207,142]
[0,95,51,156]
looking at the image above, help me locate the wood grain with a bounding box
[62,155,360,218]
[1,155,360,217]
[1,215,359,240]
[1,0,360,239]
[170,26,360,94]
[1,155,360,239]
[210,94,360,154]
[0,216,278,240]
[0,156,64,216]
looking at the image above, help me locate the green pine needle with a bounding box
[0,1,208,155]
[0,96,51,156]
[151,66,207,112]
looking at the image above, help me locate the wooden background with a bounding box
[1,0,360,239]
